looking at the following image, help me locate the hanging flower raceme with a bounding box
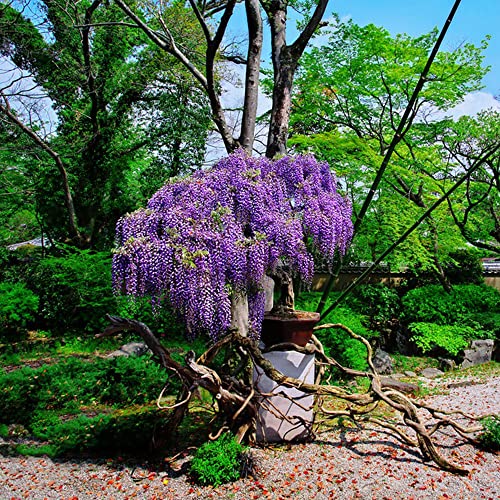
[113,151,353,340]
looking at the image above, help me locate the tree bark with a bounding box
[239,0,263,152]
[264,0,329,158]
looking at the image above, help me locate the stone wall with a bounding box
[312,271,500,292]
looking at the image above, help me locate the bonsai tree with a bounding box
[105,151,489,475]
[112,150,353,340]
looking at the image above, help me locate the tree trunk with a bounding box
[264,0,329,158]
[266,53,296,158]
[239,0,263,153]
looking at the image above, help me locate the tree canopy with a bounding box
[113,151,353,340]
[289,20,498,289]
[0,0,211,247]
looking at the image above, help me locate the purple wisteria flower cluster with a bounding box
[113,151,353,340]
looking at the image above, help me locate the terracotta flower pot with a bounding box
[260,310,320,347]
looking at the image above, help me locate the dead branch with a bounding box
[99,315,487,474]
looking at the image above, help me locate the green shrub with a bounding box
[190,433,249,486]
[0,282,39,334]
[462,312,500,340]
[0,423,8,437]
[115,295,186,336]
[27,406,165,456]
[296,291,378,371]
[349,284,402,327]
[479,416,500,451]
[445,248,484,285]
[0,356,168,426]
[408,322,474,357]
[26,248,114,333]
[402,284,500,327]
[0,354,179,456]
[318,307,375,371]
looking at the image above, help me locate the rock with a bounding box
[107,342,150,358]
[390,372,405,379]
[404,371,417,378]
[447,380,474,389]
[461,339,494,369]
[372,349,393,375]
[438,358,456,372]
[380,377,419,394]
[420,367,444,379]
[394,329,413,355]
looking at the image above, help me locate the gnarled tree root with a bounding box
[99,315,488,475]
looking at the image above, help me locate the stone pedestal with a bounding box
[253,349,315,442]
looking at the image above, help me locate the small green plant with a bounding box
[409,322,474,357]
[479,416,500,451]
[0,423,8,437]
[190,433,249,486]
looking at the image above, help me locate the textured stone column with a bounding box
[253,349,315,442]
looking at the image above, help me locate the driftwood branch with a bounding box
[99,315,486,474]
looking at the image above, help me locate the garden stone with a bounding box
[439,358,456,372]
[404,371,417,378]
[420,367,444,379]
[107,342,150,358]
[372,349,393,375]
[380,377,419,394]
[447,380,474,389]
[461,339,494,369]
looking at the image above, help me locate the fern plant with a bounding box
[190,433,252,486]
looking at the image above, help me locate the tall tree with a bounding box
[0,0,211,247]
[429,111,500,253]
[112,0,329,158]
[289,20,496,287]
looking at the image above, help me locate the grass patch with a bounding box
[391,354,440,374]
[0,328,216,458]
[442,361,500,380]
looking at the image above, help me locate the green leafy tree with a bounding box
[289,21,496,288]
[0,0,211,247]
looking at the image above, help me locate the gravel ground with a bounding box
[1,375,499,500]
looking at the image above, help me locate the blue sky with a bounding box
[324,0,499,96]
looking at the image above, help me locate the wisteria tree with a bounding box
[103,151,487,475]
[112,151,353,340]
[95,0,493,478]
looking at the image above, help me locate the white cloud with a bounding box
[447,91,500,118]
